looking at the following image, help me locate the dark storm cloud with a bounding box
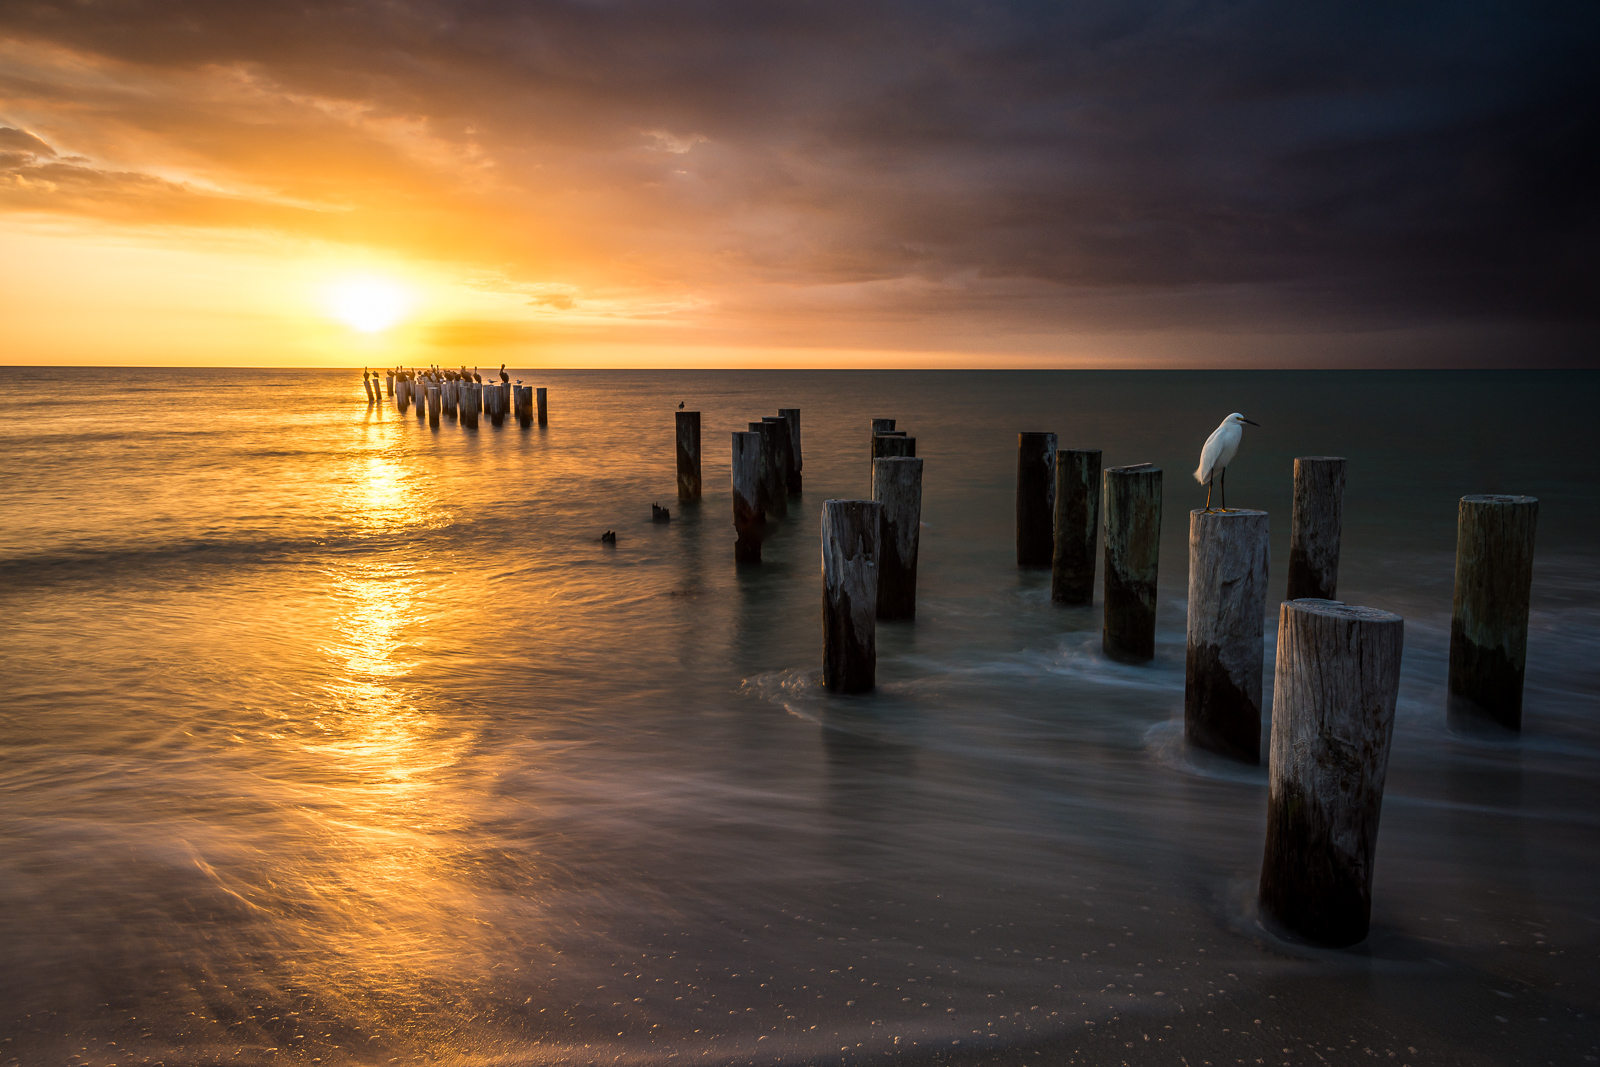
[3,0,1597,354]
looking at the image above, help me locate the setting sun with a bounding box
[327,276,412,333]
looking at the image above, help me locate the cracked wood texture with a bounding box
[778,408,802,492]
[675,410,702,501]
[1185,509,1270,763]
[1102,463,1161,662]
[873,457,923,621]
[731,431,763,563]
[1052,448,1102,605]
[822,499,882,692]
[1288,457,1346,601]
[1260,598,1404,947]
[1016,431,1058,567]
[1448,494,1537,729]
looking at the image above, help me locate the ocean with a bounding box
[1,367,1597,1066]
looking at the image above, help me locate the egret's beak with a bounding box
[1241,418,1260,426]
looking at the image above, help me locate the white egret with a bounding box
[1194,412,1260,512]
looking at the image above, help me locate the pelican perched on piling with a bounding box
[1194,412,1260,512]
[499,364,510,384]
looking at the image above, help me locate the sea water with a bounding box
[1,368,1597,1066]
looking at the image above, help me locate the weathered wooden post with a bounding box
[872,433,915,462]
[731,431,764,562]
[1186,509,1270,762]
[1260,598,1404,947]
[871,418,896,442]
[395,379,409,413]
[675,411,702,501]
[460,386,479,428]
[779,408,802,492]
[1288,457,1347,601]
[488,384,505,426]
[362,377,375,404]
[1051,448,1101,604]
[762,416,795,513]
[872,457,923,620]
[747,421,785,518]
[415,383,426,420]
[823,499,882,692]
[1016,432,1057,566]
[1448,495,1538,729]
[1103,463,1162,661]
[536,387,548,426]
[517,386,533,427]
[385,373,394,398]
[426,386,441,427]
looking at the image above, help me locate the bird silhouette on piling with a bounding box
[499,364,510,384]
[1194,413,1260,512]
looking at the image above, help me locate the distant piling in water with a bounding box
[1016,432,1057,567]
[873,457,923,621]
[426,385,441,428]
[1288,457,1346,601]
[872,433,915,465]
[460,385,479,428]
[515,386,533,427]
[1448,494,1538,729]
[1185,508,1270,763]
[385,373,394,398]
[779,408,802,492]
[1260,598,1404,947]
[762,416,794,514]
[676,411,702,501]
[1052,448,1101,604]
[537,387,548,427]
[747,421,785,518]
[732,431,764,562]
[822,499,882,692]
[1102,463,1161,662]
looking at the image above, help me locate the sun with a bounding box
[327,275,411,332]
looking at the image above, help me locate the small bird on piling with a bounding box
[1194,412,1260,512]
[499,364,509,384]
[678,401,685,409]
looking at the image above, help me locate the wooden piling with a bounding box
[872,457,923,621]
[516,386,533,427]
[872,433,915,463]
[362,377,375,404]
[1051,449,1102,604]
[822,499,882,692]
[385,374,394,398]
[1186,509,1270,762]
[395,380,409,412]
[426,386,441,427]
[778,408,802,492]
[1448,494,1538,729]
[536,386,548,426]
[1102,463,1162,662]
[1260,598,1404,947]
[676,410,702,501]
[1016,432,1057,566]
[460,386,479,428]
[762,416,795,513]
[1287,457,1347,601]
[415,383,426,420]
[747,421,786,518]
[731,431,764,562]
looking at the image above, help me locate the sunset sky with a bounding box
[2,0,1596,368]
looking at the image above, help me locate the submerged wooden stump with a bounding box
[873,457,923,621]
[731,431,764,562]
[1185,509,1270,763]
[1260,598,1404,947]
[536,386,548,427]
[1448,494,1538,729]
[779,408,802,492]
[1016,432,1057,566]
[676,410,702,501]
[822,499,882,692]
[1052,448,1101,604]
[762,416,795,513]
[1102,463,1162,662]
[1288,457,1346,601]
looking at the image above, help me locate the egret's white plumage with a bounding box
[1194,412,1258,510]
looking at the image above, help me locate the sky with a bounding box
[1,0,1596,368]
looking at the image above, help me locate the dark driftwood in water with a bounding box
[426,386,441,427]
[1185,508,1270,763]
[762,416,795,513]
[1260,598,1404,947]
[536,386,548,426]
[778,408,802,492]
[652,503,671,523]
[1287,457,1346,601]
[823,499,882,692]
[873,457,923,620]
[731,431,764,562]
[460,385,479,428]
[1102,463,1162,662]
[676,410,702,501]
[1016,432,1057,567]
[1448,494,1538,729]
[1052,448,1101,604]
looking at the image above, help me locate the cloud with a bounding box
[1,0,1597,363]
